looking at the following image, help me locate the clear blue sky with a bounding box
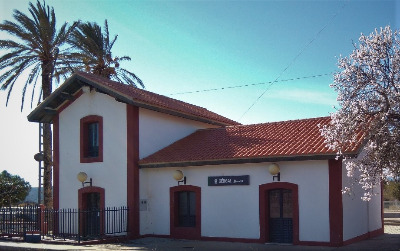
[0,0,398,186]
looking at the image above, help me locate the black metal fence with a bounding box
[0,206,41,236]
[0,206,129,243]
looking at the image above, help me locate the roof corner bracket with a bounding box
[60,92,74,100]
[44,107,57,115]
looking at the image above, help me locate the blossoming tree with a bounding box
[321,26,400,200]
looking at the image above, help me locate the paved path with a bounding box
[0,218,399,250]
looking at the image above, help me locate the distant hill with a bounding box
[24,187,43,204]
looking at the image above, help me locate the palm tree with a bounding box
[0,0,78,208]
[66,20,144,88]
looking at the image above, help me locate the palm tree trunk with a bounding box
[42,61,53,208]
[43,123,53,207]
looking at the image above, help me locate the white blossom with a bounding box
[321,26,400,200]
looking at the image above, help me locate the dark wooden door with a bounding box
[85,192,100,236]
[268,189,293,243]
[178,191,196,227]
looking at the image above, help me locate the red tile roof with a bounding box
[139,117,365,167]
[75,72,239,126]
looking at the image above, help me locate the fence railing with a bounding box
[0,205,41,236]
[0,206,129,243]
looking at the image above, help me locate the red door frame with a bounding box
[170,185,201,239]
[259,182,299,244]
[78,186,105,236]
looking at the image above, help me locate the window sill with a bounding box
[80,156,103,163]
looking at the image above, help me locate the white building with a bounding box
[28,72,383,246]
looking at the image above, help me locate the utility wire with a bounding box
[238,2,347,122]
[169,72,332,96]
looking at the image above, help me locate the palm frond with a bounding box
[117,56,131,61]
[30,71,40,108]
[0,0,79,109]
[0,39,27,50]
[67,19,144,88]
[118,68,145,88]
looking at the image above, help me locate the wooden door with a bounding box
[268,189,293,243]
[84,192,100,236]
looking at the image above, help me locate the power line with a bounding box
[238,2,347,122]
[169,72,332,96]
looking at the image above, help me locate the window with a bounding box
[80,115,103,163]
[87,122,99,157]
[178,191,196,227]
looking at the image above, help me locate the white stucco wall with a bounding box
[342,162,382,241]
[59,92,221,209]
[283,161,330,242]
[139,160,331,242]
[138,108,218,159]
[58,90,127,209]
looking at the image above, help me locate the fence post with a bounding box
[78,208,81,244]
[39,205,45,236]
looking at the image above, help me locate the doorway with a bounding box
[259,182,299,244]
[268,189,293,243]
[78,186,105,237]
[170,185,201,239]
[84,192,100,236]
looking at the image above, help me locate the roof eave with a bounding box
[27,74,79,123]
[27,73,237,126]
[138,153,354,169]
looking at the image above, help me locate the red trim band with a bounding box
[329,159,343,246]
[127,104,140,238]
[343,228,383,246]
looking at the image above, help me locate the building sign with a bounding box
[208,175,250,186]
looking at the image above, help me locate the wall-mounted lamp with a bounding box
[268,163,280,181]
[77,172,93,187]
[34,152,44,162]
[173,170,186,185]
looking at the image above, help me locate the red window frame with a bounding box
[80,115,103,163]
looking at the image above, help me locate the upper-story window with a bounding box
[80,115,103,163]
[87,122,99,157]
